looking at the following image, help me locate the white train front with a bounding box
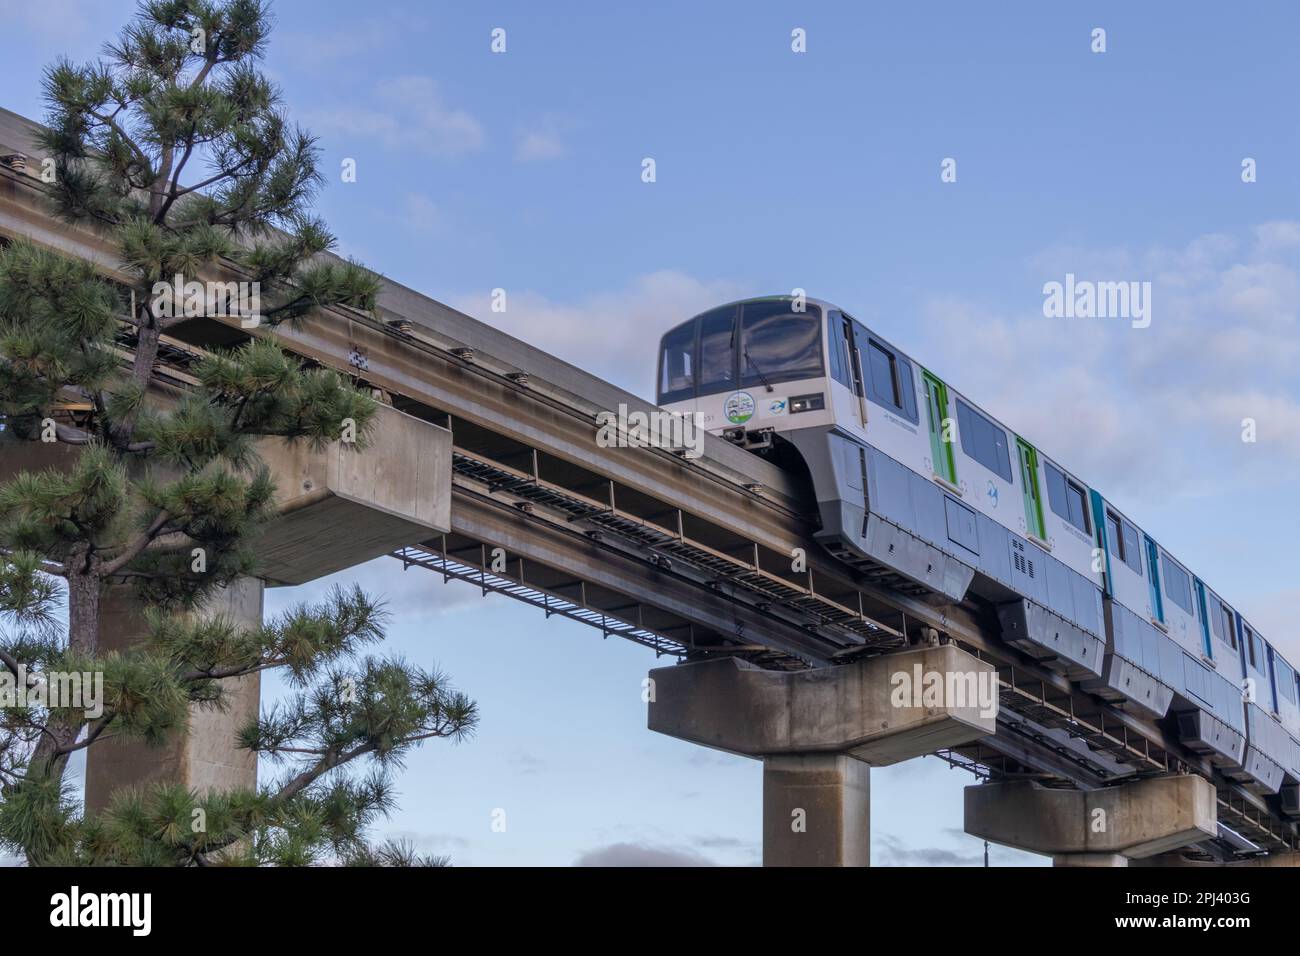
[656,295,1300,817]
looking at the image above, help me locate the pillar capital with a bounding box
[965,775,1217,864]
[648,644,997,763]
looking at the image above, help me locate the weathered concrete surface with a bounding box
[252,404,451,585]
[763,754,870,867]
[965,775,1217,863]
[0,431,81,480]
[647,645,997,764]
[5,404,451,812]
[1135,850,1300,867]
[1,404,451,590]
[84,576,263,813]
[1053,853,1130,867]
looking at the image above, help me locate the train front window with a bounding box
[658,320,695,404]
[739,301,823,389]
[697,305,738,396]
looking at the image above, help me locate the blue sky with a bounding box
[7,0,1300,865]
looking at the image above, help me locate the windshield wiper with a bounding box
[744,349,775,393]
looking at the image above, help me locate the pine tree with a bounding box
[0,0,476,865]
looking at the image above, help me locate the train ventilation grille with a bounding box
[1011,538,1036,578]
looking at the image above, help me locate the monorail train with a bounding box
[656,295,1300,811]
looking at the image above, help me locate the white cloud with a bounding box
[574,842,716,866]
[310,76,484,159]
[917,222,1300,508]
[396,191,440,235]
[263,554,498,624]
[277,16,410,69]
[447,271,748,397]
[514,115,575,163]
[1245,588,1300,664]
[1253,221,1300,254]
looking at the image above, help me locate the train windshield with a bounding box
[658,320,695,404]
[657,300,825,404]
[739,301,822,390]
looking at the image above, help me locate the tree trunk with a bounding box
[26,558,102,783]
[65,561,102,655]
[132,309,162,394]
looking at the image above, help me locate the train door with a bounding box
[1195,579,1213,659]
[1236,616,1252,690]
[1145,535,1164,626]
[922,371,957,486]
[1266,645,1281,714]
[839,314,869,428]
[1016,438,1046,541]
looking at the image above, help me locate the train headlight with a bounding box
[790,393,825,413]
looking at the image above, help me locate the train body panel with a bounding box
[656,295,1300,811]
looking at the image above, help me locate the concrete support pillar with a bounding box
[649,645,996,866]
[965,775,1218,866]
[763,754,870,867]
[84,577,264,813]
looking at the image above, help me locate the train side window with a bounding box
[1244,625,1258,668]
[1045,462,1068,521]
[1161,554,1194,615]
[1121,521,1142,574]
[1105,511,1124,564]
[1067,483,1090,534]
[895,356,918,421]
[955,399,1012,482]
[1045,462,1089,534]
[867,341,901,409]
[1276,658,1297,705]
[1219,601,1237,649]
[864,338,919,424]
[827,311,851,388]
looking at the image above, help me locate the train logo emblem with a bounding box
[987,480,999,508]
[768,399,787,415]
[725,391,756,424]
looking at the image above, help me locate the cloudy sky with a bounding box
[8,0,1300,865]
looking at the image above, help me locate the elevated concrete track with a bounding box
[0,106,1293,864]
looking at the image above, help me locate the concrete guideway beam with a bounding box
[253,404,452,585]
[964,775,1218,866]
[647,645,998,764]
[1134,850,1300,867]
[0,405,452,589]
